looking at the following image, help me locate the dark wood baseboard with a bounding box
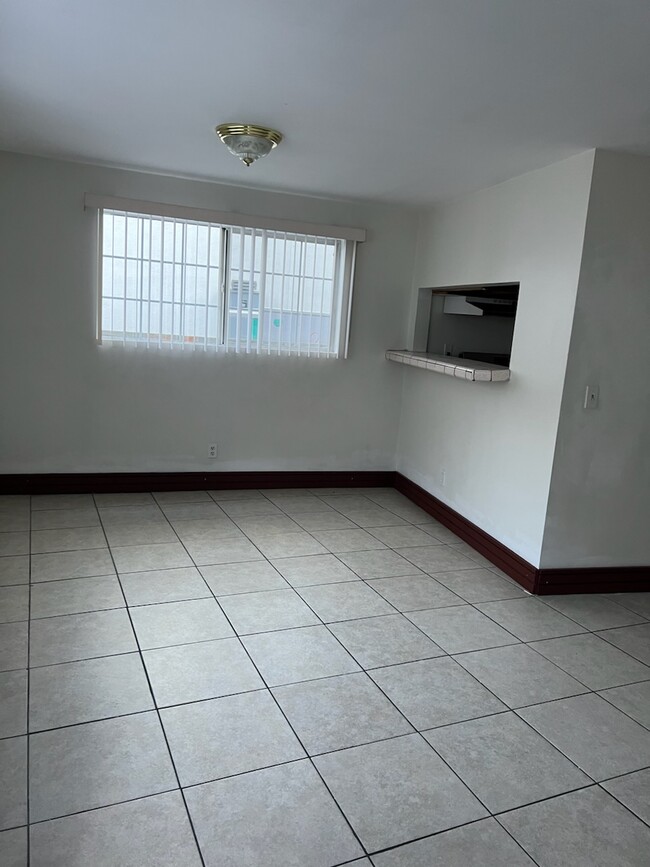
[394,472,650,596]
[0,470,395,496]
[2,468,647,594]
[394,472,539,593]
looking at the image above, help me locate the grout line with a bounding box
[14,486,650,860]
[91,494,207,867]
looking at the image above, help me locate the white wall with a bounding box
[396,152,595,566]
[541,151,650,567]
[0,153,418,473]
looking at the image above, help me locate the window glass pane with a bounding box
[100,209,349,355]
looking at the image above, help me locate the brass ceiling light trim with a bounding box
[215,123,283,167]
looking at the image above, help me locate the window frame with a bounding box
[87,194,365,359]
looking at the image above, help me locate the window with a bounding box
[90,196,364,358]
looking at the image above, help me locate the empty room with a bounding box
[1,1,650,865]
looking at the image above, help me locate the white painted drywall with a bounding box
[541,151,650,567]
[0,153,418,473]
[396,152,595,565]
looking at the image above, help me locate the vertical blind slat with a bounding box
[98,208,353,358]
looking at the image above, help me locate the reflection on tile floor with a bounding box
[0,487,649,865]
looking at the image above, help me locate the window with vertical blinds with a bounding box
[92,198,363,359]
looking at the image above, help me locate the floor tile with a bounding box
[153,490,212,504]
[314,734,486,851]
[0,513,29,532]
[170,517,242,542]
[253,532,328,559]
[120,566,210,605]
[185,759,363,867]
[0,586,29,623]
[0,557,28,587]
[529,633,650,690]
[242,625,360,686]
[129,598,233,649]
[395,545,479,574]
[416,522,466,544]
[602,768,650,824]
[597,624,650,665]
[542,594,646,630]
[31,508,100,530]
[311,529,386,553]
[368,525,443,548]
[31,549,115,582]
[29,653,153,731]
[518,693,650,780]
[183,537,262,566]
[30,609,136,666]
[30,574,124,619]
[103,522,178,547]
[93,492,155,507]
[329,614,444,668]
[0,826,27,867]
[336,508,409,528]
[159,502,226,521]
[499,786,650,867]
[161,690,305,786]
[368,575,463,612]
[0,737,27,830]
[425,711,589,813]
[370,656,506,730]
[433,568,527,602]
[337,549,420,579]
[372,817,536,866]
[274,497,336,515]
[0,622,28,672]
[219,588,319,634]
[200,560,288,595]
[298,582,394,622]
[455,644,588,708]
[144,637,263,706]
[598,679,650,728]
[111,542,192,573]
[407,605,518,653]
[234,514,302,537]
[0,670,27,738]
[379,502,432,522]
[32,494,95,511]
[292,512,358,531]
[30,527,106,554]
[608,593,650,620]
[320,495,377,512]
[273,671,412,754]
[208,489,265,501]
[98,505,166,526]
[220,499,284,517]
[30,711,176,822]
[476,598,586,641]
[0,534,29,557]
[30,790,202,867]
[271,554,359,588]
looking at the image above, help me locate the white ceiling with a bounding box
[2,0,650,205]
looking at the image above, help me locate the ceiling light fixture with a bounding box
[215,123,283,167]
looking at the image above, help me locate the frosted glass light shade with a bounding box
[215,124,283,167]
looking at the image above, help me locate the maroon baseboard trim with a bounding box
[394,472,539,593]
[394,472,650,596]
[0,470,395,496]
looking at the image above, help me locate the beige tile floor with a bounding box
[1,487,650,865]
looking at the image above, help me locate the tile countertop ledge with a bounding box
[386,350,511,382]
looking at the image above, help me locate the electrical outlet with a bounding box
[208,443,218,459]
[440,469,446,487]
